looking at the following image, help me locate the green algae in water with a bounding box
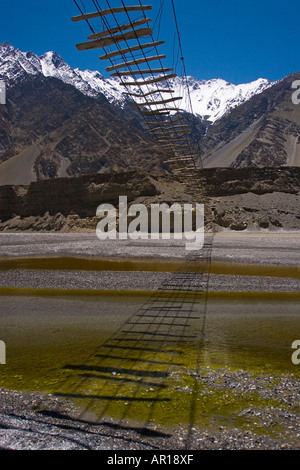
[1,294,300,433]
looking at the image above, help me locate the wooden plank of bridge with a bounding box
[125,89,174,98]
[154,130,189,137]
[99,41,165,60]
[72,5,152,22]
[111,68,173,77]
[119,74,177,86]
[164,147,191,152]
[170,155,197,161]
[88,18,151,40]
[146,124,189,133]
[76,28,153,51]
[155,133,190,142]
[148,127,190,135]
[148,116,185,125]
[140,110,171,116]
[165,157,195,163]
[134,96,182,107]
[106,54,166,72]
[145,117,185,126]
[141,107,181,115]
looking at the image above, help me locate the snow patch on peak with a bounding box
[39,51,126,105]
[0,42,42,82]
[0,42,274,122]
[170,76,273,123]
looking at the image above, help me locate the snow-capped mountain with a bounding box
[0,42,127,107]
[41,50,127,107]
[168,76,273,123]
[0,42,273,123]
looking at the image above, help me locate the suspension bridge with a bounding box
[72,0,203,182]
[55,0,212,446]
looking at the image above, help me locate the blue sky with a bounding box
[0,0,299,84]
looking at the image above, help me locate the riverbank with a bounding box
[1,364,300,450]
[0,233,299,450]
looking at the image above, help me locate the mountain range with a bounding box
[199,72,300,168]
[0,42,299,185]
[0,42,274,122]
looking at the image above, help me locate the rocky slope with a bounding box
[0,74,168,185]
[0,169,299,233]
[200,73,300,168]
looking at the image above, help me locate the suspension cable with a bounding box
[170,0,203,168]
[72,0,201,175]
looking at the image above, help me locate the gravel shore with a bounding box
[1,365,300,450]
[0,269,299,293]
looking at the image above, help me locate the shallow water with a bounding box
[0,294,300,430]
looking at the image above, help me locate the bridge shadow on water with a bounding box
[52,242,213,447]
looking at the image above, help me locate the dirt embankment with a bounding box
[0,168,299,232]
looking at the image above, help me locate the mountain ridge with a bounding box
[0,42,274,124]
[0,41,299,180]
[199,72,300,168]
[0,71,168,185]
